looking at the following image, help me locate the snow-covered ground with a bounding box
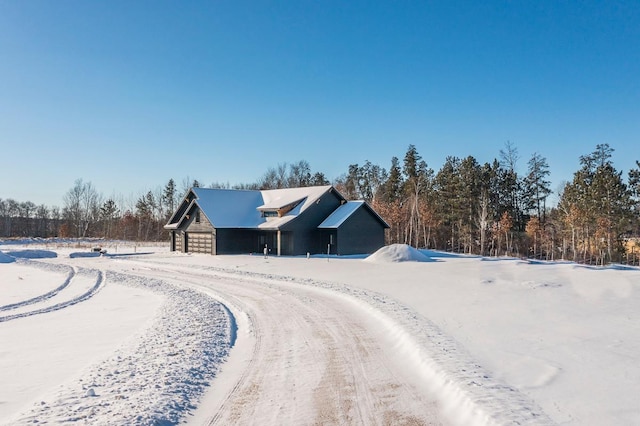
[1,241,639,425]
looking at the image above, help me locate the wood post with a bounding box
[277,231,281,256]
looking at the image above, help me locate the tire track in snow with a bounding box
[122,263,444,425]
[196,264,555,425]
[202,293,262,426]
[0,265,75,312]
[0,268,104,323]
[112,266,272,426]
[127,258,555,426]
[8,270,234,426]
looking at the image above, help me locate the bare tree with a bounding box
[287,160,312,187]
[35,204,49,237]
[180,176,201,198]
[63,179,101,237]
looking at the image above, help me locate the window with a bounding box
[261,210,278,218]
[195,210,201,223]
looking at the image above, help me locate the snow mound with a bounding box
[0,251,16,263]
[69,251,101,258]
[365,244,432,263]
[5,250,57,259]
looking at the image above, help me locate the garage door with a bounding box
[187,232,213,254]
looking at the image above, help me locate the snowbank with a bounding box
[0,252,15,263]
[69,251,101,258]
[3,270,234,425]
[4,250,57,259]
[3,240,640,424]
[365,244,432,263]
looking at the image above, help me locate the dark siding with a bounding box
[215,229,278,254]
[259,232,278,255]
[280,189,343,255]
[216,229,252,254]
[335,205,386,255]
[279,231,294,255]
[319,230,337,255]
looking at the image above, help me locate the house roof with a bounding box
[165,185,337,230]
[258,186,331,210]
[193,187,264,228]
[318,200,390,229]
[317,201,365,228]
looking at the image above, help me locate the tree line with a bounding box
[334,143,639,265]
[1,144,639,264]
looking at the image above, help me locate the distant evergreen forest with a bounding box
[2,143,639,265]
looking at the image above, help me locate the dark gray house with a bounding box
[164,185,389,256]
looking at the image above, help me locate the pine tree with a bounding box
[591,162,633,262]
[310,172,330,186]
[403,145,433,247]
[559,144,633,263]
[477,162,497,256]
[162,179,177,218]
[380,157,403,203]
[345,164,361,200]
[359,161,387,204]
[630,161,640,200]
[523,153,552,222]
[629,161,640,235]
[376,157,404,244]
[458,156,482,253]
[498,142,525,233]
[100,199,119,239]
[136,191,157,241]
[434,156,463,252]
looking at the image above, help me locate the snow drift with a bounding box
[3,241,640,424]
[365,244,432,263]
[69,251,101,258]
[0,252,15,263]
[4,250,57,259]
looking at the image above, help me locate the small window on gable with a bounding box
[262,210,278,218]
[195,210,201,223]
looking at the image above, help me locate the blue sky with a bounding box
[1,1,638,207]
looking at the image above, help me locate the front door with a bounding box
[259,232,277,255]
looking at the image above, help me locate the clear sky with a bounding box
[1,1,638,208]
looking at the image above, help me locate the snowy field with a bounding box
[1,240,639,425]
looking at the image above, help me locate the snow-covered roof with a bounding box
[257,197,306,211]
[167,185,337,230]
[318,201,365,228]
[257,185,335,229]
[318,200,390,229]
[192,188,265,228]
[259,186,332,210]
